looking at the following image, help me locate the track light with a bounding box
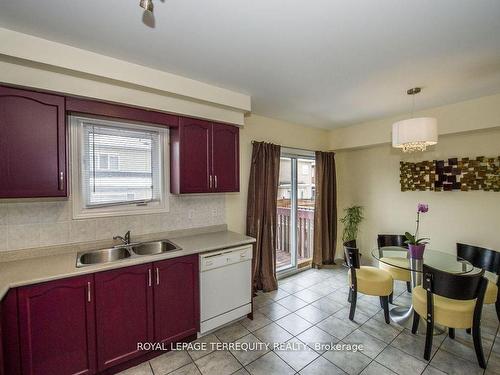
[139,0,154,13]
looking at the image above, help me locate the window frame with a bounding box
[70,115,170,219]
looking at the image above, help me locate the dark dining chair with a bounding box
[377,234,412,294]
[457,243,500,322]
[344,239,357,248]
[411,264,488,368]
[342,240,357,266]
[344,245,393,323]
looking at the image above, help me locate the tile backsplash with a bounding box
[0,195,225,251]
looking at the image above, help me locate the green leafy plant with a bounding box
[404,232,429,245]
[340,205,364,242]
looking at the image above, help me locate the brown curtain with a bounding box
[246,142,281,292]
[313,151,337,267]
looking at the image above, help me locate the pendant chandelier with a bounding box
[392,88,438,152]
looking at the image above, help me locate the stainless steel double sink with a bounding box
[76,240,181,268]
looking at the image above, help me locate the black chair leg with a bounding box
[380,296,390,324]
[348,288,352,303]
[448,328,455,339]
[349,289,357,321]
[411,312,420,334]
[466,328,471,334]
[389,292,393,304]
[472,324,486,369]
[496,299,500,323]
[406,281,412,293]
[424,319,433,360]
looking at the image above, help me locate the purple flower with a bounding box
[417,203,429,213]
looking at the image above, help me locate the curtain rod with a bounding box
[251,140,318,153]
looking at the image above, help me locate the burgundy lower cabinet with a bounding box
[94,263,154,372]
[1,289,21,375]
[1,255,200,375]
[153,255,199,344]
[0,301,4,375]
[17,275,96,375]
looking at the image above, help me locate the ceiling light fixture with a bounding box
[392,87,438,153]
[139,0,154,13]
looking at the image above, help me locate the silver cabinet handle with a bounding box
[215,175,218,189]
[87,281,91,303]
[209,175,213,189]
[148,269,152,287]
[156,268,160,285]
[59,171,64,191]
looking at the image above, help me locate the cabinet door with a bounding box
[1,289,21,375]
[0,310,3,375]
[94,264,153,371]
[212,123,239,192]
[178,117,212,193]
[153,255,199,343]
[17,275,96,375]
[0,86,66,198]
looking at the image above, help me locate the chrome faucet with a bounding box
[113,230,131,245]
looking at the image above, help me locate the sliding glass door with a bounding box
[276,150,315,272]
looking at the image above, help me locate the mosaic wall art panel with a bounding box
[400,156,500,192]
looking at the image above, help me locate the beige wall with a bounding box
[329,93,500,150]
[228,97,500,260]
[335,128,500,263]
[225,114,329,233]
[1,25,499,258]
[0,28,249,125]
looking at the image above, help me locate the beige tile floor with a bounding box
[119,266,500,375]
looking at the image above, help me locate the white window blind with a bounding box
[81,121,162,208]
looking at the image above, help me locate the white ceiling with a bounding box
[1,0,500,129]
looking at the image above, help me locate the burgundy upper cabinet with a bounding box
[172,117,212,193]
[94,264,154,371]
[153,255,199,344]
[17,275,96,375]
[171,118,239,194]
[0,85,67,198]
[212,123,239,192]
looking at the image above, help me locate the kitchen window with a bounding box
[70,116,169,219]
[97,153,120,171]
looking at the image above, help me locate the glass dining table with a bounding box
[372,246,475,332]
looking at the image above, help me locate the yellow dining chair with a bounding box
[457,243,500,322]
[345,245,393,323]
[377,234,412,301]
[411,264,488,369]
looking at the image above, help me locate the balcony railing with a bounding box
[276,206,314,269]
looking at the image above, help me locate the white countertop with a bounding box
[0,230,255,299]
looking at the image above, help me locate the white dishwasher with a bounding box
[199,244,253,334]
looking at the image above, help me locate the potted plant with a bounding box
[340,205,364,248]
[404,203,430,259]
